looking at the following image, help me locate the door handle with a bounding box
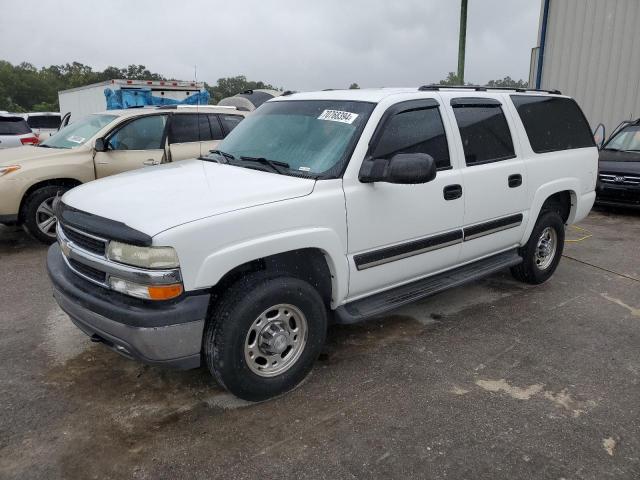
[143,159,160,166]
[443,184,463,200]
[508,174,522,188]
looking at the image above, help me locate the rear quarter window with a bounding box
[0,117,31,135]
[27,115,61,129]
[510,95,594,153]
[219,114,244,134]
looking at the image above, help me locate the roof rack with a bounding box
[418,85,562,95]
[155,105,237,110]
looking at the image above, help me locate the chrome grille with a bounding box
[68,258,107,283]
[599,173,640,186]
[56,225,182,290]
[59,224,107,256]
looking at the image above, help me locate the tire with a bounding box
[22,185,70,244]
[511,210,565,285]
[203,272,328,401]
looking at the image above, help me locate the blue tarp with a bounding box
[104,87,210,110]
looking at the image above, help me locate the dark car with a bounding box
[596,119,640,208]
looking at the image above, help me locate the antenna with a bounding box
[194,64,203,155]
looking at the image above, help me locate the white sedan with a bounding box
[0,114,38,149]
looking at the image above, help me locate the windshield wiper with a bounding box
[239,156,290,174]
[623,149,640,152]
[38,144,52,148]
[205,149,237,162]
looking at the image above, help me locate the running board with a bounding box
[334,249,522,324]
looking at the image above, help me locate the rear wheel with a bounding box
[203,273,327,401]
[22,185,70,244]
[511,210,565,284]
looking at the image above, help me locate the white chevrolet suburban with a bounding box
[47,86,597,401]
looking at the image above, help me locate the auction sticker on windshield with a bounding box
[67,135,85,144]
[317,110,359,124]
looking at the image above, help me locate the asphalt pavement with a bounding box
[1,207,639,479]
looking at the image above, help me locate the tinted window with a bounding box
[109,115,167,150]
[219,114,243,134]
[0,117,31,135]
[169,114,213,143]
[452,103,515,165]
[207,115,224,139]
[27,115,61,129]
[510,95,594,153]
[372,106,450,169]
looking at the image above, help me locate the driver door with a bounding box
[94,114,168,178]
[343,99,465,299]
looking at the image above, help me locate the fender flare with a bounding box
[194,227,348,307]
[520,179,579,244]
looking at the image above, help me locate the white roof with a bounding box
[272,88,418,103]
[25,112,61,117]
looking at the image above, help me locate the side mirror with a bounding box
[593,123,606,150]
[359,153,437,184]
[94,137,108,152]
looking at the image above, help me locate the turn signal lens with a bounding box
[0,165,21,177]
[147,283,184,300]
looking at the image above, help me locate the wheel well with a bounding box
[210,249,333,308]
[18,178,82,222]
[541,190,573,223]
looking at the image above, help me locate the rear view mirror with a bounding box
[94,137,108,152]
[593,123,606,150]
[359,153,437,184]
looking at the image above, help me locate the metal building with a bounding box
[529,0,640,134]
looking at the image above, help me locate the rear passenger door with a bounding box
[446,96,529,263]
[344,98,465,299]
[168,113,224,160]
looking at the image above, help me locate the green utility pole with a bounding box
[457,0,468,84]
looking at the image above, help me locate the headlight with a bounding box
[106,241,180,269]
[0,165,20,177]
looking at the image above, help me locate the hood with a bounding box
[62,159,316,236]
[0,145,85,167]
[599,149,640,175]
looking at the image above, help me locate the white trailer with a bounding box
[58,79,206,124]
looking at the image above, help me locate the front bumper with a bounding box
[596,184,640,208]
[47,244,210,369]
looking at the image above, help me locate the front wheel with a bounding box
[203,273,328,401]
[22,185,71,244]
[511,210,565,284]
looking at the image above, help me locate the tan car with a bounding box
[0,106,246,243]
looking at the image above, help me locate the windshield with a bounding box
[604,125,640,152]
[40,114,117,149]
[213,100,375,177]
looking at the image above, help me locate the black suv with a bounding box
[597,119,640,208]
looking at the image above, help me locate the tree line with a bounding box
[0,60,528,113]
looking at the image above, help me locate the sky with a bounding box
[0,0,541,90]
